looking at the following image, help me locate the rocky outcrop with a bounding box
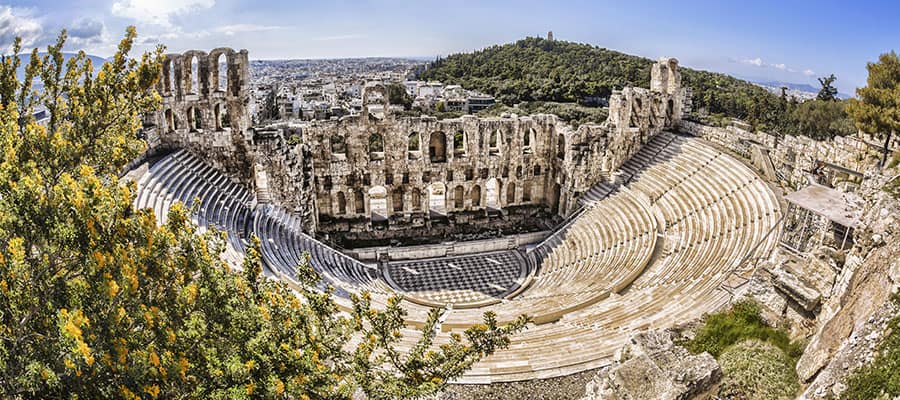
[581,331,721,400]
[797,172,900,397]
[772,267,821,312]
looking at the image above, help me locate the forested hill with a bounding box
[421,37,786,129]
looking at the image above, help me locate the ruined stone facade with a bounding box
[142,52,688,246]
[144,48,254,181]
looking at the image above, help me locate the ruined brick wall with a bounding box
[144,48,254,182]
[681,120,882,189]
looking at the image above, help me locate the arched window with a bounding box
[454,185,465,209]
[489,129,500,155]
[523,129,532,148]
[485,178,500,209]
[336,192,347,215]
[534,165,542,176]
[354,191,364,214]
[185,54,198,95]
[187,107,201,131]
[523,181,532,202]
[507,182,516,204]
[164,58,175,95]
[213,53,226,92]
[408,131,419,151]
[164,109,175,132]
[213,104,223,131]
[453,130,466,154]
[557,134,565,159]
[392,188,403,212]
[429,132,446,163]
[331,135,346,154]
[369,133,384,154]
[368,186,388,220]
[470,185,481,207]
[411,189,421,211]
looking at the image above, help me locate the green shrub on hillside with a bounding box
[684,301,803,360]
[718,339,800,400]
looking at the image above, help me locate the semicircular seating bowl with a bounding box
[131,132,782,384]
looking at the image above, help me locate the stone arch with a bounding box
[550,183,561,214]
[523,180,533,202]
[411,189,422,211]
[506,182,516,204]
[331,135,346,154]
[186,106,201,131]
[429,131,447,163]
[184,53,198,95]
[392,187,404,212]
[362,82,390,119]
[453,130,466,154]
[408,131,420,152]
[368,186,388,220]
[162,56,176,95]
[208,48,233,93]
[489,129,501,155]
[666,98,675,124]
[486,178,501,209]
[428,182,446,214]
[336,192,347,215]
[354,190,365,214]
[453,185,465,209]
[369,133,384,154]
[523,128,534,148]
[164,108,175,132]
[557,133,566,159]
[469,185,481,207]
[213,104,223,130]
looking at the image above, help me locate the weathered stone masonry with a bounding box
[141,53,689,246]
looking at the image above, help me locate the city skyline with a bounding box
[2,0,898,93]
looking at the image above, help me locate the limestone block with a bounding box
[773,268,821,312]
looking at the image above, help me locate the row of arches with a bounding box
[326,178,541,219]
[162,103,230,133]
[161,48,242,98]
[329,129,565,163]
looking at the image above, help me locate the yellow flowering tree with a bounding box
[0,29,527,399]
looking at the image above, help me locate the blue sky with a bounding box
[1,0,897,93]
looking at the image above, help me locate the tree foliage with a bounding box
[847,51,900,166]
[781,99,856,140]
[0,28,528,399]
[421,37,788,130]
[817,74,839,101]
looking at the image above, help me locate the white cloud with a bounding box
[742,57,763,67]
[803,69,816,76]
[0,6,43,48]
[111,0,214,28]
[772,63,786,70]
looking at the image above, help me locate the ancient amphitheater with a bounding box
[130,49,782,383]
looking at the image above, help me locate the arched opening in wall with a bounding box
[470,185,481,207]
[507,182,516,204]
[213,104,223,130]
[214,53,226,92]
[485,178,500,209]
[489,129,500,155]
[629,97,642,128]
[408,131,419,152]
[453,185,465,209]
[392,188,403,212]
[534,165,542,176]
[220,103,230,128]
[354,191,364,214]
[369,133,384,154]
[502,166,509,178]
[336,192,347,215]
[523,181,532,202]
[368,186,388,221]
[411,189,421,211]
[515,166,523,179]
[523,128,534,153]
[429,131,446,163]
[428,182,446,215]
[331,135,346,155]
[453,130,466,156]
[164,109,175,132]
[186,107,201,131]
[183,55,198,95]
[557,134,565,159]
[163,58,175,95]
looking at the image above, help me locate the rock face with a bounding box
[581,331,721,400]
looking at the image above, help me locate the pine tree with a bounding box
[847,52,900,167]
[816,74,839,101]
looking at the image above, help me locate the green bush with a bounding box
[718,339,801,400]
[839,294,900,399]
[684,301,804,360]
